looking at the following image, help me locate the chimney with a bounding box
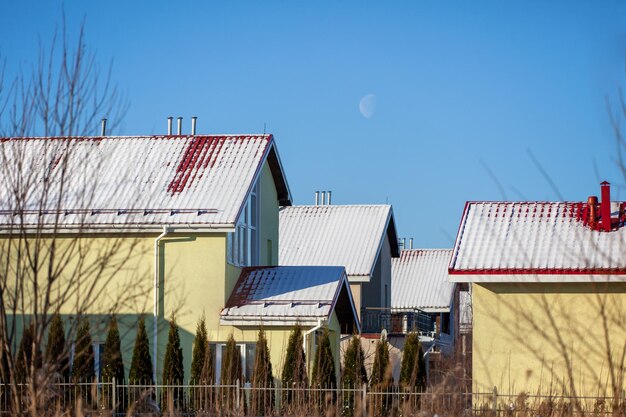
[587,196,598,229]
[191,116,197,135]
[601,181,611,232]
[409,238,413,249]
[327,191,332,205]
[100,118,107,136]
[167,117,173,135]
[315,191,320,206]
[177,117,183,135]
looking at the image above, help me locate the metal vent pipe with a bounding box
[100,118,107,136]
[315,191,320,205]
[321,191,326,205]
[177,117,183,135]
[409,238,413,249]
[167,117,173,135]
[191,116,197,135]
[327,191,332,205]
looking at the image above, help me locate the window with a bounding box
[212,342,256,383]
[441,312,450,334]
[94,342,106,378]
[227,182,259,267]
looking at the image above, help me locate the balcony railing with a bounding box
[361,307,433,335]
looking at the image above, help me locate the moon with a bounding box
[359,94,376,118]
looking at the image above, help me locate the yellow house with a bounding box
[1,133,359,383]
[449,182,626,397]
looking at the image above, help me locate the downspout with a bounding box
[154,226,170,382]
[304,319,324,372]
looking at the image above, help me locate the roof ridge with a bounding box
[0,134,272,141]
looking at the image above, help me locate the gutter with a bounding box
[154,226,170,382]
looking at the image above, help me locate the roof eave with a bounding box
[449,273,626,283]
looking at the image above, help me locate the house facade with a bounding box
[279,202,400,331]
[449,182,626,396]
[389,249,462,382]
[1,134,358,383]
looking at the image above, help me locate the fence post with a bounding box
[362,382,367,417]
[236,379,241,415]
[492,386,498,415]
[112,377,116,414]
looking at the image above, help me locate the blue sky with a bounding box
[2,1,626,247]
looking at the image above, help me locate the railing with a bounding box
[360,307,433,335]
[0,381,624,416]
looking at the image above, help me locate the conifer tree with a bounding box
[162,315,185,411]
[251,329,274,415]
[399,332,419,388]
[102,316,125,382]
[410,343,427,391]
[162,315,184,384]
[221,334,243,412]
[281,324,308,388]
[71,319,94,381]
[370,334,390,387]
[129,317,153,383]
[369,334,392,417]
[45,314,69,379]
[220,334,242,385]
[399,332,427,391]
[101,316,125,412]
[190,316,212,412]
[342,334,367,417]
[16,323,41,381]
[342,334,367,387]
[190,316,208,383]
[312,328,336,388]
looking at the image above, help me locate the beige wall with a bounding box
[472,282,626,396]
[350,283,362,319]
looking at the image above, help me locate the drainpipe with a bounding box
[154,226,170,382]
[303,319,324,369]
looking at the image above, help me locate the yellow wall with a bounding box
[472,282,626,396]
[215,312,342,384]
[7,160,348,383]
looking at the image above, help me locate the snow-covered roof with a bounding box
[392,249,455,312]
[450,201,626,282]
[279,205,399,281]
[0,135,291,231]
[220,266,359,331]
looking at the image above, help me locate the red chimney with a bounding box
[601,181,611,232]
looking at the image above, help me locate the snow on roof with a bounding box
[220,266,359,330]
[0,135,291,230]
[450,201,626,281]
[279,205,399,281]
[392,249,455,312]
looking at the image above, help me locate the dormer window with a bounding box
[228,182,259,267]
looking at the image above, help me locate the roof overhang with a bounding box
[347,274,371,283]
[0,223,236,234]
[220,317,326,327]
[449,273,626,283]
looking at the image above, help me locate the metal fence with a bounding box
[0,381,624,416]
